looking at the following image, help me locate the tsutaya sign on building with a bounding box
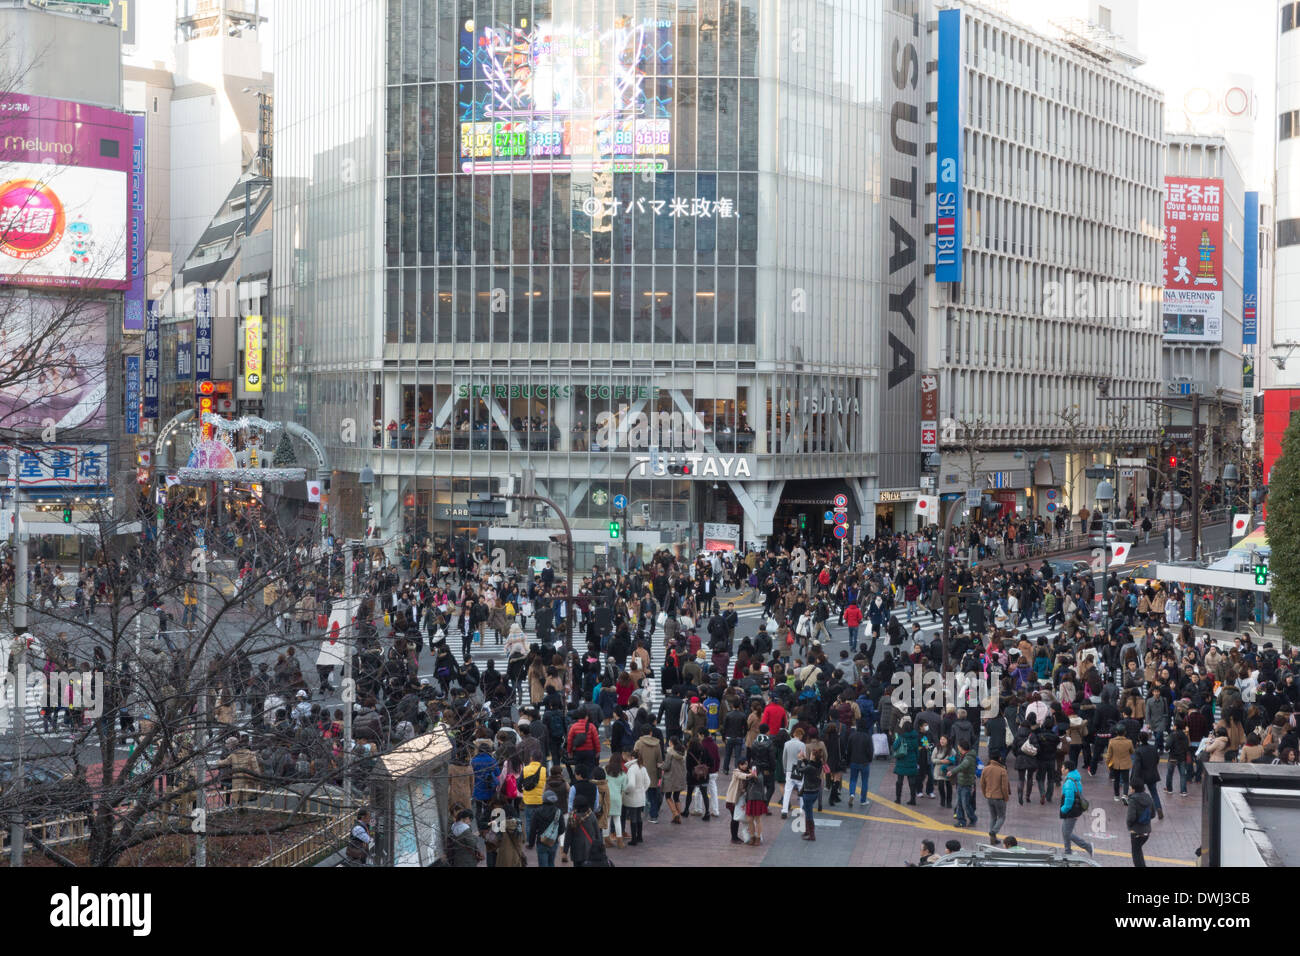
[635,454,755,479]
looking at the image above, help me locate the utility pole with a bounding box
[1191,392,1202,562]
[7,452,27,867]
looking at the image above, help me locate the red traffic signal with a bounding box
[1168,456,1177,469]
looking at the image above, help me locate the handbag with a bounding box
[1019,736,1038,757]
[656,611,668,626]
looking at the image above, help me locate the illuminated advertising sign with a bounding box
[1162,176,1223,343]
[124,113,146,331]
[244,314,263,392]
[0,94,131,289]
[1243,190,1258,346]
[458,17,675,174]
[935,7,964,283]
[0,296,106,431]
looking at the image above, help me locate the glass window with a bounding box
[675,266,693,343]
[592,266,611,342]
[493,266,510,342]
[696,267,715,343]
[531,267,549,342]
[633,266,653,343]
[654,265,674,343]
[572,267,591,341]
[552,265,570,340]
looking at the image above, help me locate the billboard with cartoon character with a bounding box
[0,93,131,289]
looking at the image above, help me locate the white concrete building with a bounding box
[1275,0,1300,379]
[927,1,1165,522]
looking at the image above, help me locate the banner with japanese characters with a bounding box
[3,444,109,487]
[124,355,139,434]
[143,299,160,418]
[1162,176,1223,343]
[175,322,193,380]
[194,286,212,381]
[271,315,287,393]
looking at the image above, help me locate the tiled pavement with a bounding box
[572,758,1201,868]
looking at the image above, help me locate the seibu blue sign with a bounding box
[935,7,965,283]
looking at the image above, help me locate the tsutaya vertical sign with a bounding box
[934,7,964,283]
[919,374,938,452]
[1243,190,1258,346]
[244,314,263,392]
[879,0,925,489]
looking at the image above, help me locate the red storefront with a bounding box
[1261,388,1300,498]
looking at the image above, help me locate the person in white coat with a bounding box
[621,755,651,846]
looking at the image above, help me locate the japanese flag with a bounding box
[1109,541,1132,565]
[307,481,321,503]
[1231,512,1249,538]
[164,474,180,487]
[914,495,938,522]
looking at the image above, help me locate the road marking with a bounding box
[776,801,1194,865]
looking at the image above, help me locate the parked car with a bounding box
[928,843,1101,867]
[1087,519,1138,546]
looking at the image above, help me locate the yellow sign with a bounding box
[244,314,263,392]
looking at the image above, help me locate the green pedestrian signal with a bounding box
[1255,564,1269,586]
[798,513,807,529]
[62,507,72,524]
[609,520,621,539]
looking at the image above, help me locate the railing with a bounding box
[950,509,1233,564]
[2,786,358,865]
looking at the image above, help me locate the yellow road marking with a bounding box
[767,799,1194,866]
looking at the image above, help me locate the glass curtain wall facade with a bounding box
[274,0,913,555]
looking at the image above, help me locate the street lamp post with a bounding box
[359,466,375,584]
[1094,479,1115,636]
[1,452,26,866]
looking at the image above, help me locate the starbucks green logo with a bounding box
[591,488,608,506]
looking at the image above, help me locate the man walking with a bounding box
[781,727,807,819]
[980,753,1010,846]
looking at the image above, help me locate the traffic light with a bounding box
[1168,455,1177,470]
[666,462,692,476]
[1255,564,1269,586]
[608,520,621,539]
[62,506,72,524]
[468,494,507,518]
[798,513,807,529]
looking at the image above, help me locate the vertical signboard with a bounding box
[175,321,193,379]
[194,287,212,381]
[124,113,146,331]
[935,7,964,283]
[244,314,263,392]
[1243,190,1259,346]
[142,298,160,419]
[271,314,287,392]
[124,355,140,434]
[1162,176,1224,343]
[920,373,938,452]
[878,0,925,489]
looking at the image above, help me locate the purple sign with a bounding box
[0,93,133,290]
[124,113,146,331]
[143,299,159,419]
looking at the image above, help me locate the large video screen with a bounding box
[0,94,132,290]
[458,16,675,174]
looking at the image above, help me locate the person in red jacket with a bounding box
[762,699,788,738]
[567,712,601,774]
[844,601,864,652]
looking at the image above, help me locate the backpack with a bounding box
[521,765,542,792]
[546,710,565,739]
[1135,801,1152,826]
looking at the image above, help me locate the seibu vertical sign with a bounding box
[934,7,964,282]
[878,0,926,489]
[1243,190,1258,346]
[1162,176,1223,343]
